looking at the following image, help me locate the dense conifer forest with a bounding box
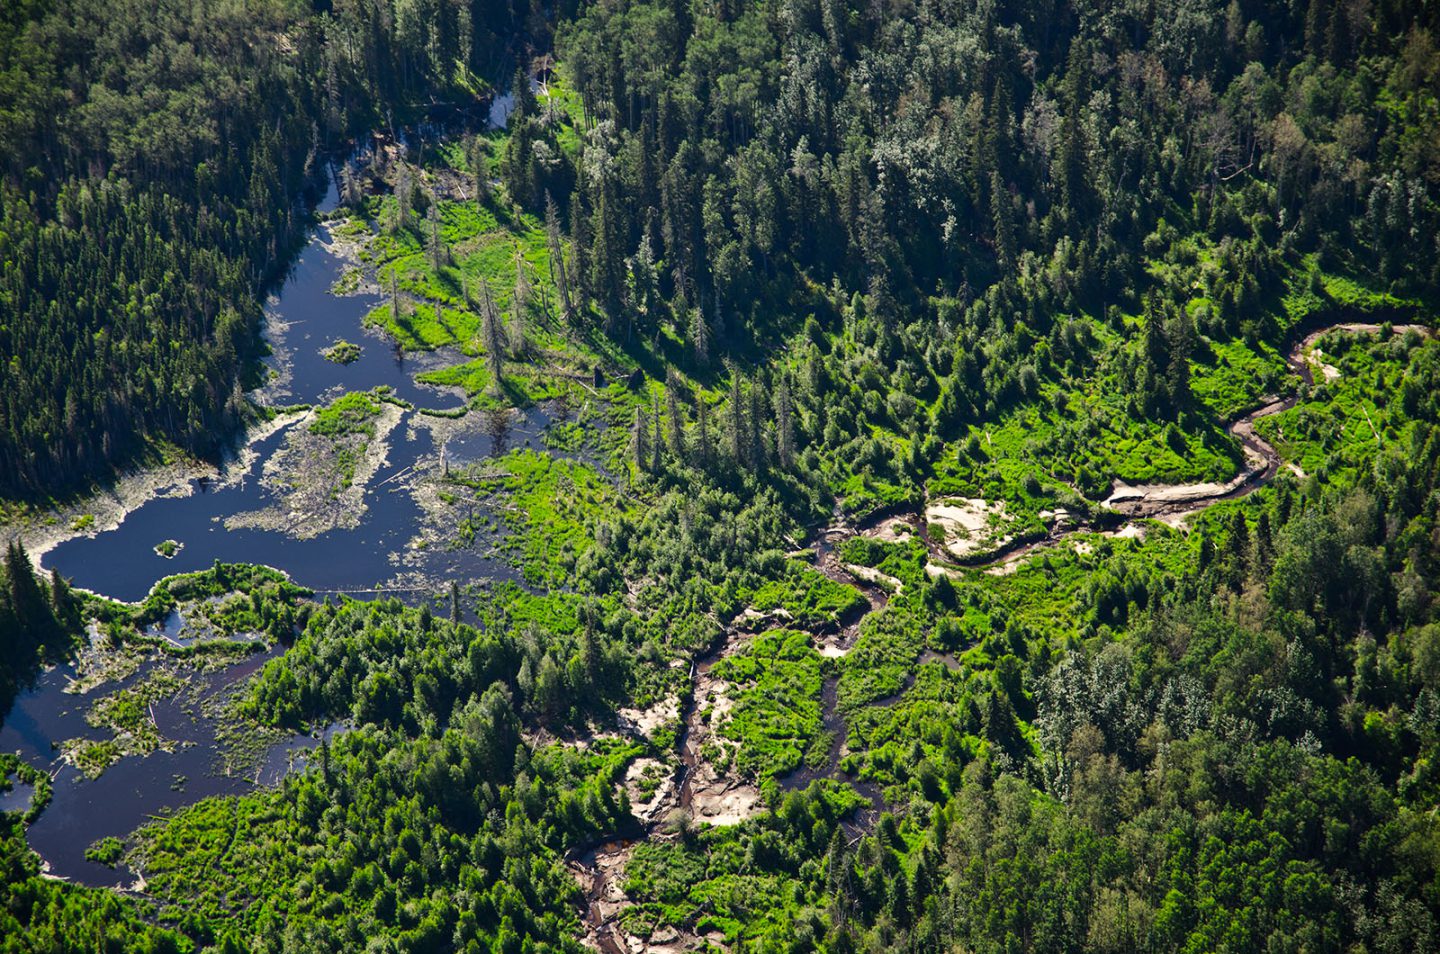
[2,0,1440,951]
[0,0,527,493]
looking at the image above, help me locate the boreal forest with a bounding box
[2,0,1440,951]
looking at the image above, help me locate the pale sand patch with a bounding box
[682,671,761,828]
[841,563,904,595]
[1156,508,1201,529]
[734,606,794,630]
[1110,523,1146,541]
[925,497,1016,560]
[864,518,914,543]
[1311,349,1342,381]
[616,695,680,741]
[1104,477,1238,508]
[623,757,677,826]
[984,555,1026,576]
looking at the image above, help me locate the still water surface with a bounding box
[10,158,531,885]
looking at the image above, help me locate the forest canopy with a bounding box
[2,0,1440,952]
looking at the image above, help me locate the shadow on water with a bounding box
[43,189,549,603]
[0,649,338,888]
[0,781,36,816]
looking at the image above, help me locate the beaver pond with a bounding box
[9,165,554,886]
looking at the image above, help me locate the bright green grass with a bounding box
[710,629,828,780]
[1255,328,1438,480]
[450,449,629,588]
[932,384,1237,505]
[309,391,382,438]
[1190,336,1292,420]
[747,561,866,628]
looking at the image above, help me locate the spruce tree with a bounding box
[570,200,592,312]
[1167,307,1195,414]
[426,203,446,271]
[545,192,574,320]
[480,280,505,396]
[511,245,530,357]
[695,396,713,471]
[5,542,52,646]
[467,136,490,207]
[632,406,651,475]
[990,170,1016,271]
[749,381,766,472]
[690,306,711,368]
[665,370,686,462]
[776,376,795,470]
[1228,510,1250,585]
[728,374,747,469]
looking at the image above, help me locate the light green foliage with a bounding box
[711,629,827,779]
[1257,328,1440,480]
[320,339,361,364]
[748,561,865,628]
[447,449,625,588]
[307,391,381,438]
[84,836,124,867]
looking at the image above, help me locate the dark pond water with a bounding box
[0,779,34,815]
[47,418,442,603]
[12,120,564,887]
[259,225,466,412]
[43,165,543,604]
[0,650,333,887]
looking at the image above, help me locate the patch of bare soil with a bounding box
[680,649,762,828]
[863,516,915,543]
[924,497,1018,560]
[840,562,904,597]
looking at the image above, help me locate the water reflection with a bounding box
[0,649,336,887]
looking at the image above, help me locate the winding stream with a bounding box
[950,320,1434,573]
[570,318,1433,950]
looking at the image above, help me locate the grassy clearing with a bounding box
[710,629,828,780]
[1255,327,1439,481]
[1190,336,1292,419]
[85,836,125,867]
[445,449,628,588]
[747,561,865,628]
[321,339,361,364]
[308,390,382,438]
